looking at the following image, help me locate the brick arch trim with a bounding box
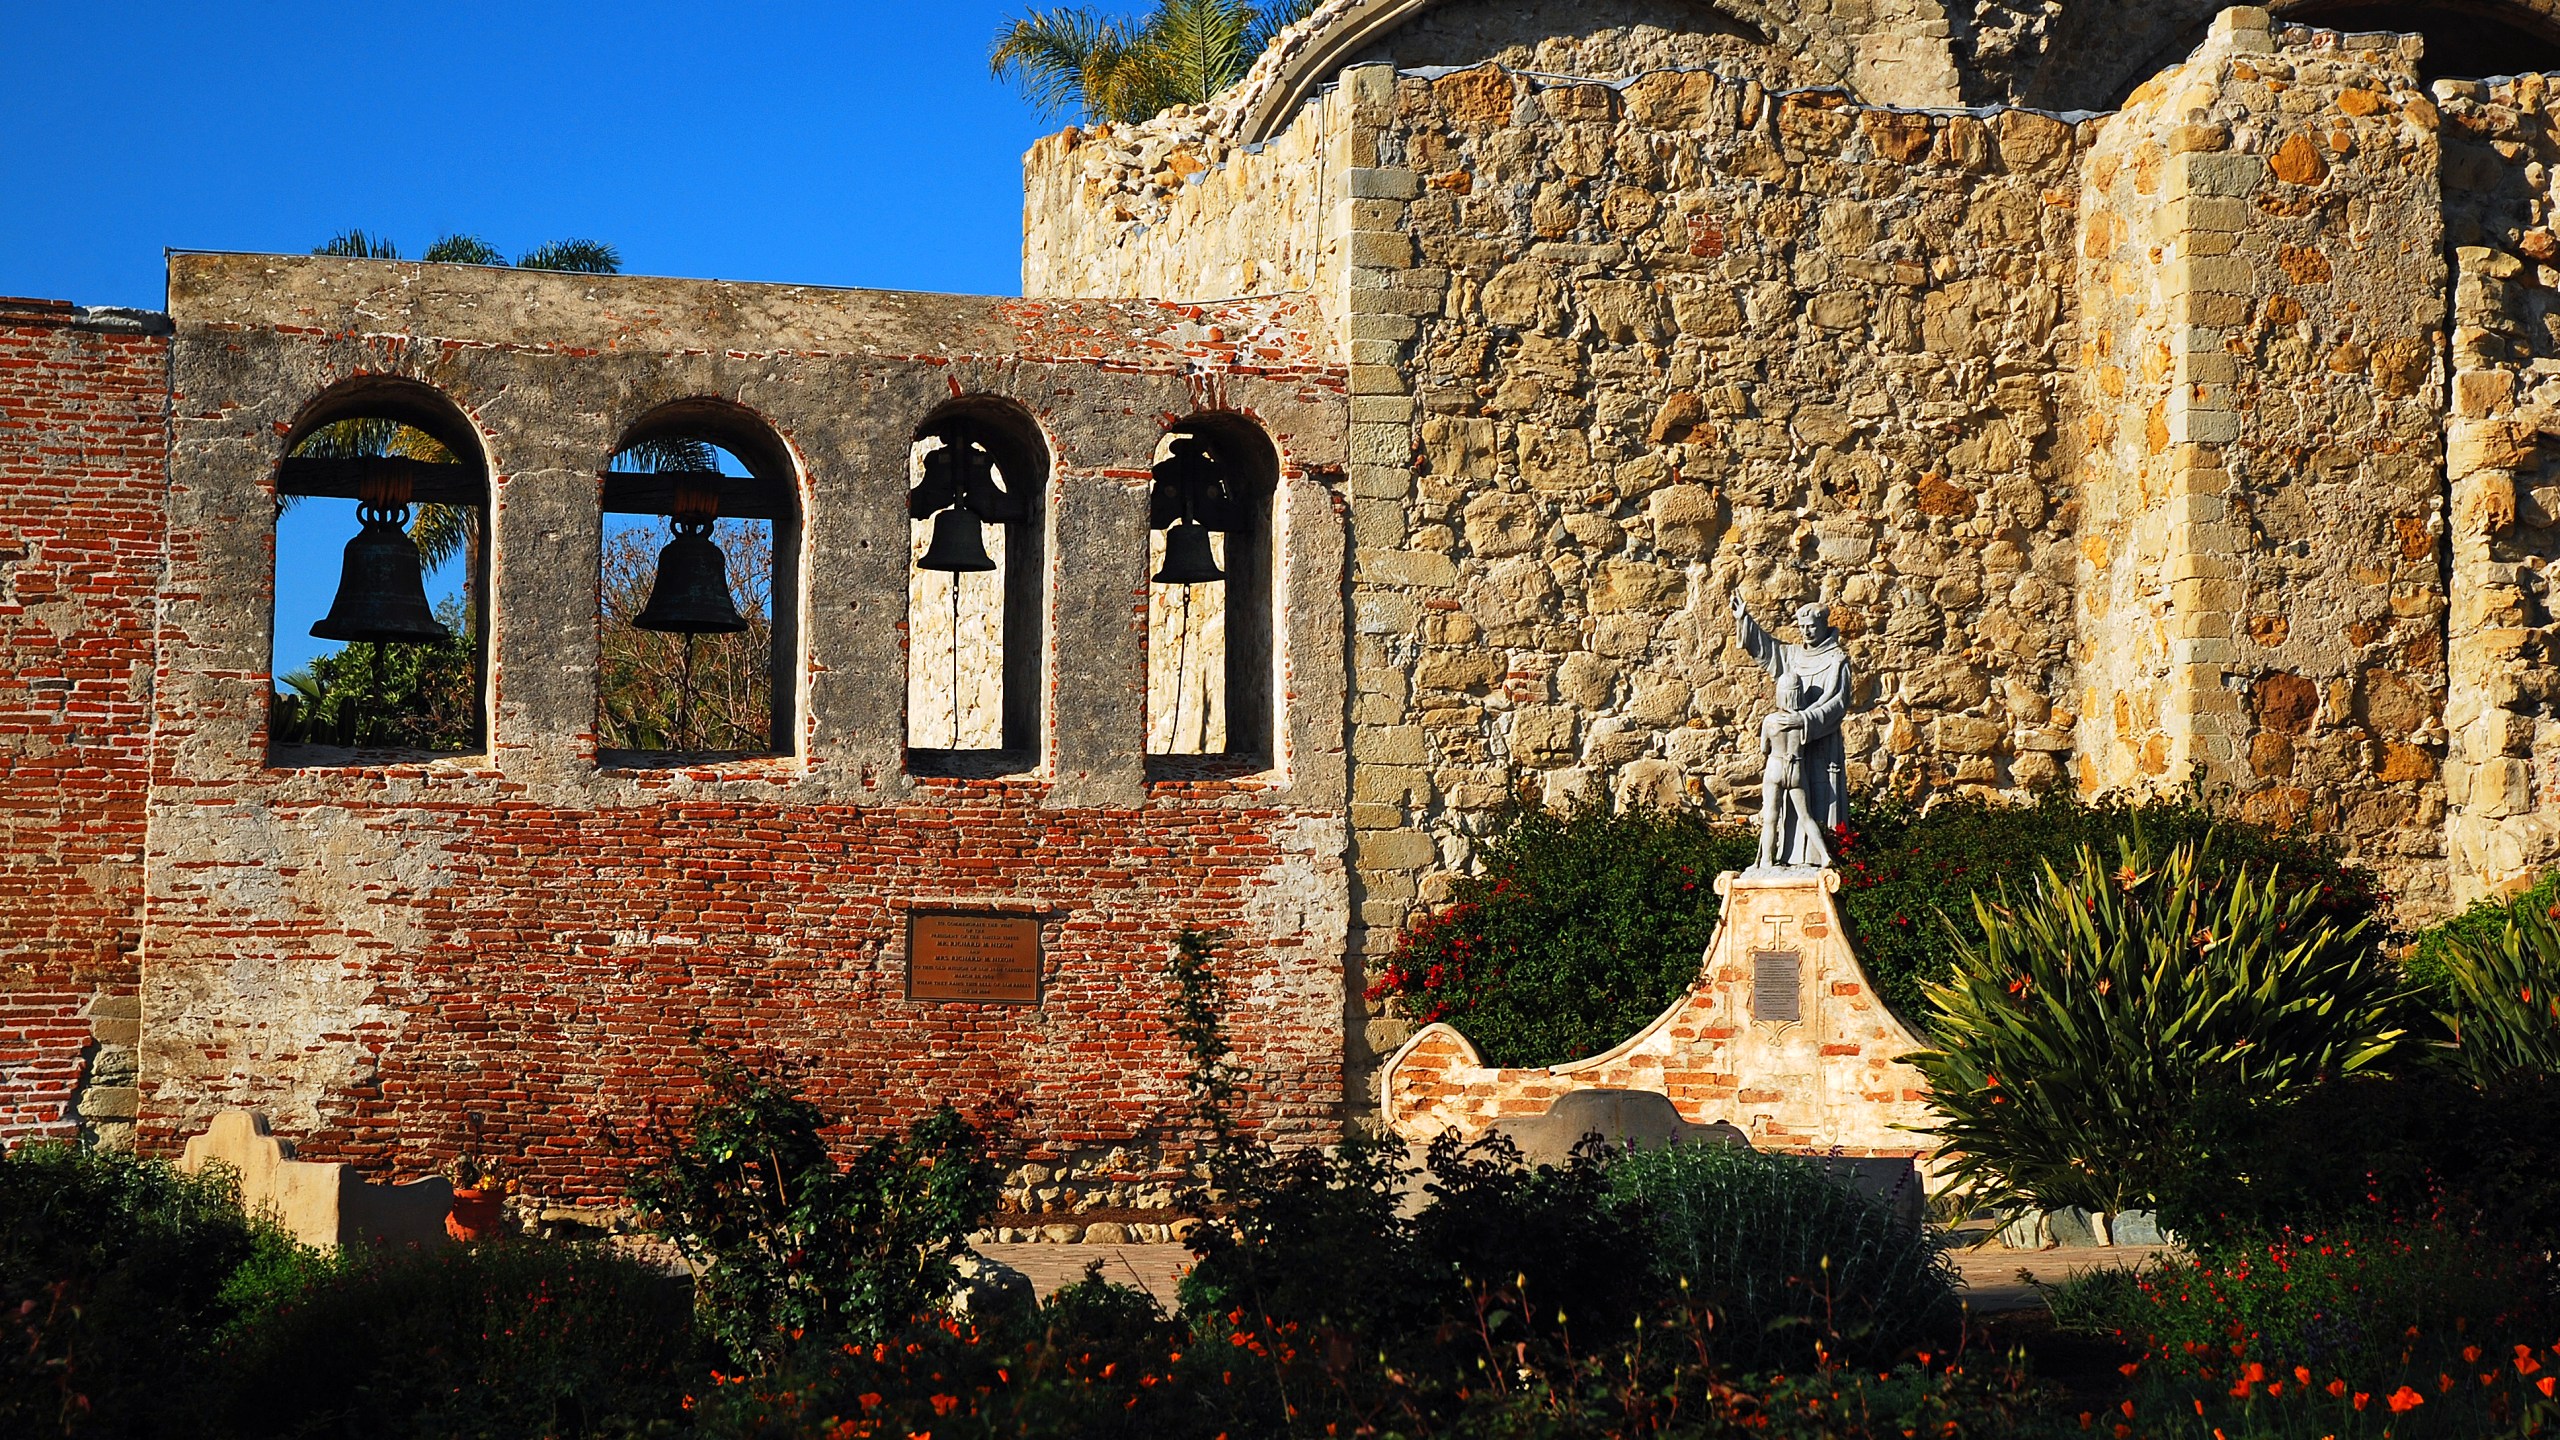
[1237,0,1849,145]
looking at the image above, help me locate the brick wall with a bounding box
[142,258,1354,1211]
[0,297,166,1148]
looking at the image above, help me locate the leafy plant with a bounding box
[269,598,479,752]
[0,1142,285,1437]
[626,1042,1001,1366]
[1911,836,2412,1217]
[2406,867,2560,997]
[991,0,1317,124]
[1835,787,2384,1020]
[2437,895,2560,1082]
[1365,801,1754,1067]
[1609,1142,1959,1372]
[215,1240,692,1440]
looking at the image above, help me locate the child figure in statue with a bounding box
[1757,672,1831,871]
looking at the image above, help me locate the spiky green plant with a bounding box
[1911,836,2411,1217]
[2440,897,2560,1081]
[991,0,1317,124]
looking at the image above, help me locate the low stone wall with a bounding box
[1379,870,1936,1170]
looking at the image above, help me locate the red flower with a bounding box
[2386,1385,2425,1413]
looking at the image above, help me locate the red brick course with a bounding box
[0,299,165,1142]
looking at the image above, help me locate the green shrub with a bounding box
[1608,1142,1959,1372]
[1366,790,2384,1069]
[2153,1072,2560,1251]
[1365,802,1754,1067]
[0,1141,282,1437]
[626,1043,1001,1365]
[216,1239,693,1440]
[1836,788,2384,1020]
[2406,866,2560,997]
[2438,894,2560,1083]
[1911,836,2411,1216]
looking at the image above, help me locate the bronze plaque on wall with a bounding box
[907,911,1043,1004]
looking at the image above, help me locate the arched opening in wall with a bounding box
[271,379,489,762]
[1147,415,1278,767]
[599,402,800,764]
[2279,2,2560,80]
[906,401,1046,772]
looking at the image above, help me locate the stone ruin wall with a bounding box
[1021,6,2492,1101]
[1351,68,2094,989]
[2440,72,2560,901]
[2076,14,2452,908]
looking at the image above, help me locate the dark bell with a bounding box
[917,506,996,574]
[633,519,749,634]
[311,505,452,645]
[1154,518,1224,585]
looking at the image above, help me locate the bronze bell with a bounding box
[312,502,452,644]
[633,516,749,634]
[917,505,997,573]
[1154,518,1224,585]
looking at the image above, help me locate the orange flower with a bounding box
[2542,1376,2557,1399]
[2466,1346,2484,1364]
[929,1395,959,1417]
[2295,1366,2313,1387]
[2353,1391,2370,1410]
[2326,1379,2347,1397]
[2120,1364,2141,1378]
[2387,1385,2425,1413]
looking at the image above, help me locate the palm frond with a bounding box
[1139,0,1253,109]
[421,233,506,265]
[992,8,1140,120]
[315,229,401,260]
[613,437,724,473]
[409,503,480,572]
[517,239,622,274]
[1244,0,1318,54]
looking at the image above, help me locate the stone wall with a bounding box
[2441,71,2560,902]
[142,256,1353,1202]
[2074,13,2450,907]
[0,298,165,1150]
[1338,66,2092,1081]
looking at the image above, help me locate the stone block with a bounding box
[1356,829,1438,871]
[1358,547,1458,589]
[1589,560,1686,612]
[1512,705,1579,760]
[1347,167,1421,200]
[77,1086,139,1120]
[1349,230,1416,269]
[2176,153,2271,199]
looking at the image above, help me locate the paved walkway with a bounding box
[975,1242,2177,1315]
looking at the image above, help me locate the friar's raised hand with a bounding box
[1729,591,1752,622]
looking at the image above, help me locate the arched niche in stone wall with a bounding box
[598,397,805,764]
[1242,0,1851,144]
[1146,412,1281,767]
[905,397,1050,773]
[269,376,493,763]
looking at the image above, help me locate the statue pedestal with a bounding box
[1377,869,1940,1177]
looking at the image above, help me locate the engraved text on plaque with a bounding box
[907,911,1043,1004]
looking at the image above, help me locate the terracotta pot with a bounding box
[446,1187,503,1243]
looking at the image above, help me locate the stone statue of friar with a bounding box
[1730,593,1853,871]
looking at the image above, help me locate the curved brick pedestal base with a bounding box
[1379,870,1940,1178]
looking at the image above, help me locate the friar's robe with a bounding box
[1737,614,1851,867]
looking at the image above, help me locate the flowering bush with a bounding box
[2071,1216,2560,1439]
[1364,802,1753,1066]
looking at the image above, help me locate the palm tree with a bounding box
[992,0,1318,124]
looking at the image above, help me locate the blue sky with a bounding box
[0,2,1112,677]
